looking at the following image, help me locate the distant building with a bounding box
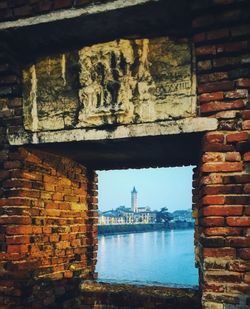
[98,188,193,227]
[131,186,138,212]
[98,187,158,225]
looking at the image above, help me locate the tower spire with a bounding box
[131,186,138,212]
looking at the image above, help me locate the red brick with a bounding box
[203,184,242,195]
[3,179,33,189]
[200,100,245,113]
[223,174,250,184]
[6,235,30,244]
[201,217,225,226]
[227,217,250,226]
[196,45,216,56]
[54,0,72,9]
[204,227,242,236]
[6,226,32,235]
[7,244,29,254]
[239,249,250,260]
[203,143,234,152]
[226,237,250,247]
[204,132,225,144]
[202,205,243,216]
[0,216,31,225]
[201,162,243,172]
[236,78,250,87]
[6,189,40,198]
[244,184,250,194]
[241,111,250,120]
[203,195,225,205]
[225,152,241,162]
[203,248,236,258]
[32,227,42,234]
[226,132,249,143]
[225,195,250,205]
[198,80,234,94]
[11,170,43,181]
[64,270,73,278]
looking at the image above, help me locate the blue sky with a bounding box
[97,166,194,212]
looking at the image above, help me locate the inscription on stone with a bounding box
[23,37,196,132]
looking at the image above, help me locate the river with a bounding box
[96,229,198,286]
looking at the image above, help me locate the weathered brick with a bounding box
[223,174,250,184]
[7,244,29,254]
[244,184,250,193]
[227,217,250,226]
[203,195,225,205]
[200,100,245,113]
[203,248,236,258]
[204,227,242,236]
[6,226,32,235]
[202,205,243,216]
[198,81,234,94]
[236,78,250,87]
[203,185,242,195]
[201,162,243,172]
[225,152,241,162]
[226,132,249,143]
[204,133,225,144]
[239,249,250,260]
[201,217,225,226]
[241,111,250,120]
[225,195,250,205]
[202,152,225,162]
[226,237,250,247]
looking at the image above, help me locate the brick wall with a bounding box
[193,0,250,308]
[0,147,98,307]
[0,45,98,308]
[0,0,107,21]
[1,0,250,308]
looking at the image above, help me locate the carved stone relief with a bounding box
[23,37,196,132]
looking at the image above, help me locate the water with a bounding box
[96,229,198,287]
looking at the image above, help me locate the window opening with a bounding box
[96,166,198,287]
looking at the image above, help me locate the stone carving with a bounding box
[77,37,195,127]
[23,37,196,132]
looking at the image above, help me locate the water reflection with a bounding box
[97,229,198,286]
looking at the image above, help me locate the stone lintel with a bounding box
[8,118,218,146]
[0,0,159,31]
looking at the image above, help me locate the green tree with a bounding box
[156,207,173,228]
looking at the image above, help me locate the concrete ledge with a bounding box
[8,118,218,146]
[79,281,201,308]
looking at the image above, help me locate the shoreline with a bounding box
[98,223,194,236]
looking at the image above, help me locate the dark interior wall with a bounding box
[0,0,99,21]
